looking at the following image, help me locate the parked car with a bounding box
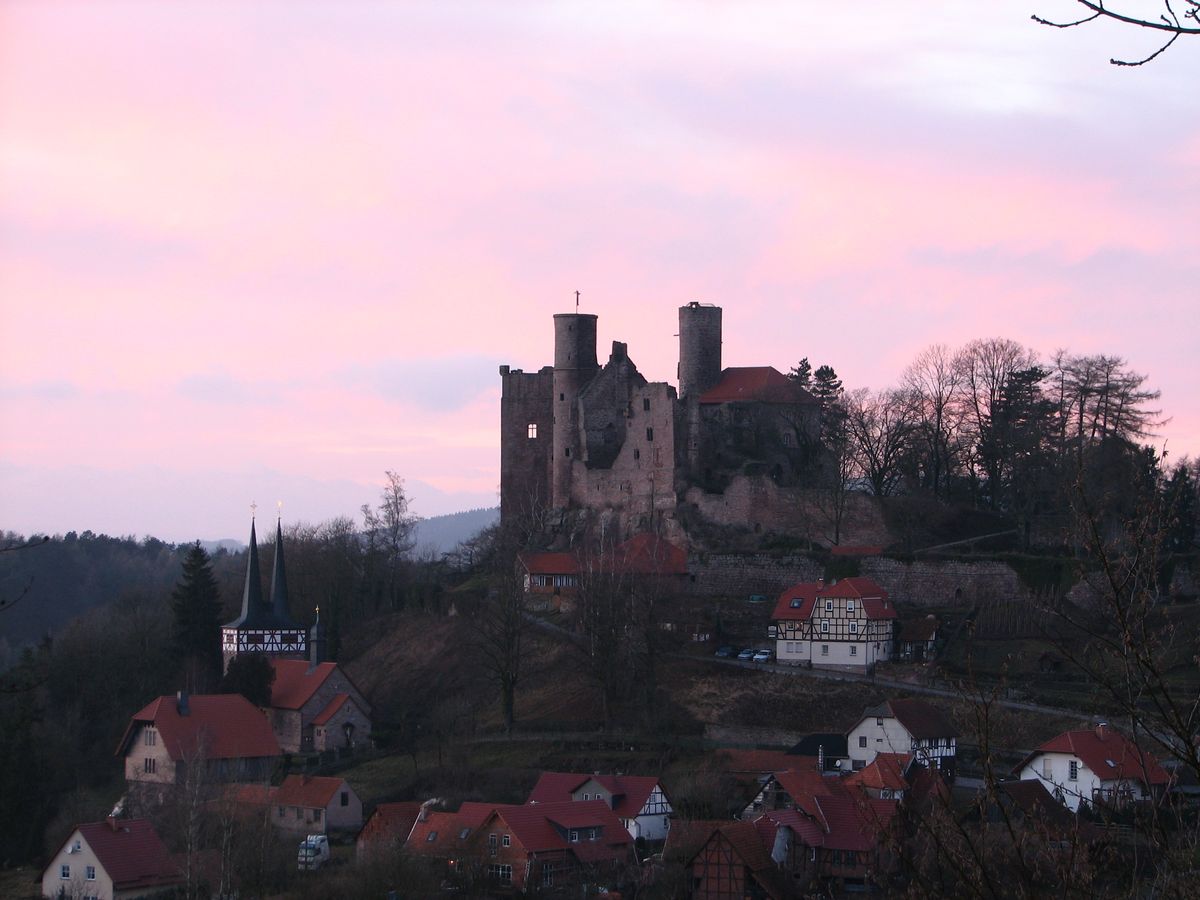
[737,648,755,661]
[715,645,736,658]
[753,649,774,663]
[298,834,330,871]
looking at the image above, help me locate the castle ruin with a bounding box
[500,304,835,547]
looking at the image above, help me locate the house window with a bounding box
[1069,761,1079,781]
[426,831,438,842]
[825,600,833,612]
[487,864,513,884]
[527,423,538,439]
[859,736,867,748]
[340,792,349,807]
[643,398,651,411]
[582,793,590,800]
[86,866,96,881]
[821,621,829,633]
[849,622,858,633]
[145,729,157,746]
[502,834,511,847]
[570,830,579,843]
[278,806,285,818]
[143,757,156,774]
[646,427,654,441]
[850,645,857,656]
[314,809,322,822]
[876,718,884,726]
[847,600,855,613]
[821,645,829,656]
[809,847,816,862]
[460,828,471,839]
[61,864,70,879]
[782,431,793,447]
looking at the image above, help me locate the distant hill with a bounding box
[411,507,498,556]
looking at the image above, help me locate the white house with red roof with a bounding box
[847,698,958,777]
[771,577,897,672]
[527,771,674,841]
[233,774,362,834]
[117,692,280,790]
[42,817,182,900]
[266,657,371,754]
[1014,723,1171,811]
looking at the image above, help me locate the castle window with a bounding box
[634,449,640,460]
[527,423,538,439]
[565,447,571,457]
[646,427,654,441]
[144,757,157,774]
[643,398,650,411]
[560,393,565,401]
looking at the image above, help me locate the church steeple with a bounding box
[238,517,265,624]
[269,517,291,623]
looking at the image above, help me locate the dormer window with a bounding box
[791,599,801,608]
[569,830,579,843]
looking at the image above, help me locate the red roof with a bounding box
[518,551,580,575]
[861,698,957,740]
[699,367,815,404]
[526,772,665,819]
[614,533,688,576]
[1016,726,1171,786]
[269,660,338,709]
[358,802,424,849]
[771,576,895,622]
[755,808,826,848]
[898,616,938,643]
[489,800,632,863]
[845,753,912,793]
[276,775,349,809]
[407,802,497,857]
[312,693,351,726]
[117,694,280,761]
[62,819,181,892]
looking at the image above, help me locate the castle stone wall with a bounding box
[499,366,553,523]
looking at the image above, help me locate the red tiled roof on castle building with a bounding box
[699,366,815,404]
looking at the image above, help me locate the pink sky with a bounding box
[2,1,1198,542]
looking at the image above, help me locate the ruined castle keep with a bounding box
[499,304,827,543]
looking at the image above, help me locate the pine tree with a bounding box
[171,542,222,692]
[787,358,812,387]
[811,365,844,406]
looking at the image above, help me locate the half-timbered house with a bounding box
[848,698,958,777]
[771,577,897,672]
[527,772,674,841]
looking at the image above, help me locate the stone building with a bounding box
[499,303,823,544]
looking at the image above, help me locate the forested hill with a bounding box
[412,507,499,556]
[0,533,238,665]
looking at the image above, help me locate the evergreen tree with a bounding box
[787,358,812,387]
[811,365,844,407]
[220,653,275,708]
[171,542,222,692]
[1163,461,1198,553]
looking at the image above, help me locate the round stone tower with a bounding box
[552,313,598,508]
[677,302,722,400]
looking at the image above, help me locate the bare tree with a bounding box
[845,388,915,498]
[1033,0,1200,66]
[475,558,528,736]
[903,345,967,500]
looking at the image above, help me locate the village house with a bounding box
[684,819,789,900]
[847,698,958,778]
[464,800,634,894]
[233,774,362,835]
[517,550,580,610]
[266,655,371,754]
[356,801,424,861]
[770,577,897,673]
[1013,723,1171,812]
[895,615,939,663]
[518,534,687,612]
[116,691,280,795]
[527,771,674,841]
[844,753,915,801]
[406,801,497,880]
[42,817,182,900]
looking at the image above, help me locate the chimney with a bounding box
[176,690,189,716]
[107,816,120,832]
[1095,722,1108,741]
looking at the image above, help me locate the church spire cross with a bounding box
[250,500,257,519]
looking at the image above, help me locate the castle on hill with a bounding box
[499,303,833,546]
